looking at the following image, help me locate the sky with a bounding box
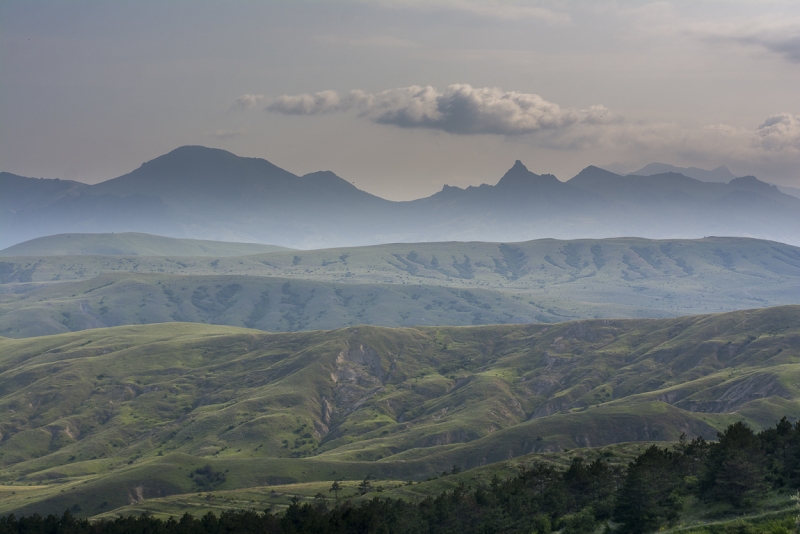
[1,1,799,200]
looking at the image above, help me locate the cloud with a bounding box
[705,29,800,64]
[734,32,800,63]
[240,84,800,180]
[605,4,800,64]
[234,94,267,109]
[756,113,800,151]
[690,17,800,64]
[261,84,614,136]
[266,90,343,115]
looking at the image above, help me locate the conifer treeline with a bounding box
[2,419,798,534]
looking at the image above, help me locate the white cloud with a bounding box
[234,94,267,109]
[267,90,343,115]
[240,83,800,181]
[261,84,614,136]
[756,113,800,151]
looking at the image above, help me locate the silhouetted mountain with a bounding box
[3,146,800,249]
[0,172,85,210]
[90,146,383,210]
[629,162,737,182]
[626,161,800,200]
[2,147,396,249]
[779,184,800,199]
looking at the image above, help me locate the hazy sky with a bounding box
[2,1,799,200]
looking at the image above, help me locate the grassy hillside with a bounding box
[5,237,800,288]
[0,306,799,517]
[0,232,292,257]
[0,273,569,338]
[1,237,799,336]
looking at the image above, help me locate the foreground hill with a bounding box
[0,232,292,257]
[0,306,798,517]
[1,237,799,337]
[4,146,800,248]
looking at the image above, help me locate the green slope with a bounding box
[1,237,799,337]
[0,306,799,517]
[0,232,292,257]
[5,237,800,288]
[0,273,613,338]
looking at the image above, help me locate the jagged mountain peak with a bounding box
[496,160,559,188]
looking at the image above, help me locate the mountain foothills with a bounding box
[2,236,800,337]
[0,305,798,524]
[4,146,800,249]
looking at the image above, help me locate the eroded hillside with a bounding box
[0,306,798,516]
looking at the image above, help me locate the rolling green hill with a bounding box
[0,273,566,338]
[1,237,799,337]
[0,232,292,257]
[0,305,798,517]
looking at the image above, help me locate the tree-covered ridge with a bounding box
[2,419,799,534]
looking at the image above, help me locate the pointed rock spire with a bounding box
[496,160,559,188]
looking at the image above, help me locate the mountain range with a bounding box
[629,161,800,199]
[4,146,800,249]
[628,162,739,183]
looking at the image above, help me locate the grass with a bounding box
[1,236,799,337]
[1,305,800,517]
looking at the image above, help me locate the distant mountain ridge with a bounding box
[4,146,800,249]
[629,162,738,182]
[626,161,800,199]
[0,232,292,257]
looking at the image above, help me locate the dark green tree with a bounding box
[358,475,372,495]
[701,421,768,507]
[613,446,684,533]
[328,480,342,504]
